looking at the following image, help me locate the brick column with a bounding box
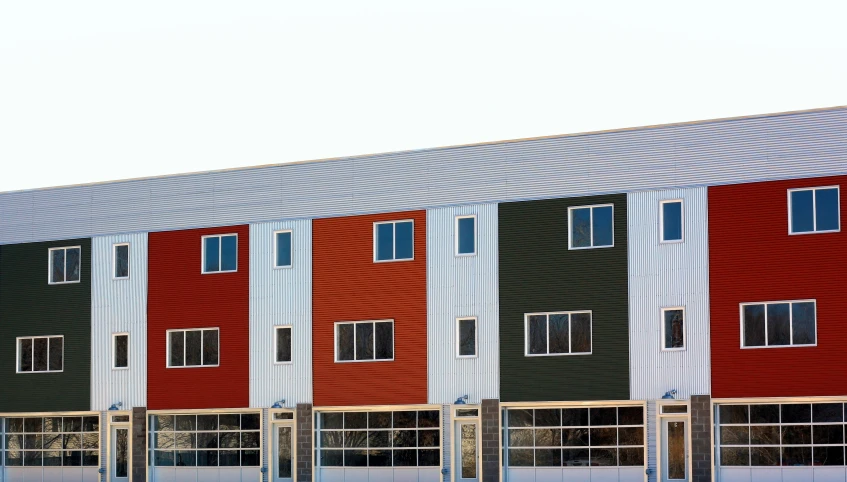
[131,407,147,482]
[296,404,313,482]
[690,395,712,482]
[481,399,500,482]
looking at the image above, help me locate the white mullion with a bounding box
[764,304,770,347]
[353,323,358,361]
[812,189,818,232]
[200,329,206,366]
[47,337,52,371]
[567,314,573,354]
[218,236,223,270]
[183,331,187,367]
[589,208,594,247]
[372,321,377,359]
[546,315,550,355]
[393,222,398,260]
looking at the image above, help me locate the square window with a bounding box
[167,329,219,367]
[456,215,476,256]
[374,220,414,262]
[113,243,130,279]
[335,321,394,362]
[275,326,292,363]
[568,205,613,249]
[274,231,293,268]
[525,312,592,356]
[660,200,683,243]
[113,333,129,369]
[741,300,816,348]
[17,336,63,373]
[789,186,840,234]
[662,308,685,350]
[457,318,477,357]
[48,246,82,284]
[202,234,238,273]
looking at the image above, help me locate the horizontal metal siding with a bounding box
[627,187,711,401]
[249,220,312,407]
[91,233,148,410]
[3,109,847,244]
[427,204,499,404]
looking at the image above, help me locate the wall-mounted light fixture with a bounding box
[662,390,677,400]
[271,399,286,409]
[454,395,469,405]
[108,402,123,411]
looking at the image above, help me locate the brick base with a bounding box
[131,407,147,482]
[690,395,712,482]
[481,399,500,482]
[296,404,313,482]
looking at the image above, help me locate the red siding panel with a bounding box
[147,225,250,409]
[313,211,427,407]
[710,176,847,398]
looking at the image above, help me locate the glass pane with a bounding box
[155,415,174,431]
[570,313,592,353]
[813,425,844,444]
[418,410,440,428]
[83,416,99,432]
[508,409,533,428]
[65,248,80,281]
[721,447,750,466]
[791,189,814,233]
[750,426,779,445]
[355,323,374,360]
[375,322,393,359]
[393,429,416,448]
[219,450,239,467]
[419,449,439,466]
[393,411,416,428]
[345,450,367,466]
[590,448,616,466]
[5,450,22,466]
[197,415,218,431]
[34,338,48,371]
[590,408,616,426]
[743,305,765,347]
[394,221,413,260]
[278,426,292,478]
[320,431,343,448]
[115,334,128,368]
[115,244,129,278]
[203,329,219,365]
[345,431,368,448]
[535,409,561,427]
[337,324,354,361]
[169,332,184,367]
[619,447,644,466]
[273,412,294,420]
[509,449,533,466]
[51,248,65,283]
[393,449,416,466]
[750,404,779,424]
[219,414,240,430]
[792,302,816,345]
[276,231,292,267]
[589,427,616,446]
[618,427,643,445]
[418,430,439,447]
[25,434,43,449]
[368,449,391,466]
[116,428,128,477]
[662,201,683,241]
[782,446,812,466]
[322,413,343,429]
[175,415,196,431]
[197,432,218,449]
[618,406,644,425]
[43,451,61,466]
[561,428,588,446]
[155,433,174,449]
[49,337,62,371]
[814,446,845,466]
[204,237,220,272]
[561,408,588,427]
[720,405,749,424]
[242,450,260,467]
[664,309,684,349]
[197,450,218,466]
[275,327,292,363]
[508,429,533,447]
[781,425,811,445]
[185,330,202,366]
[813,403,843,422]
[592,206,613,247]
[548,313,569,354]
[667,420,685,479]
[570,208,591,248]
[155,450,175,467]
[25,417,43,432]
[720,426,749,445]
[221,235,237,271]
[368,431,390,448]
[562,448,589,467]
[461,424,477,478]
[242,432,260,448]
[815,188,840,231]
[219,432,239,448]
[457,217,475,254]
[344,412,367,429]
[175,450,195,467]
[320,450,343,466]
[175,433,196,450]
[25,450,43,466]
[456,409,478,417]
[782,404,811,423]
[376,223,394,261]
[458,318,476,356]
[528,315,547,355]
[535,448,560,467]
[20,339,32,371]
[535,428,560,446]
[767,303,790,346]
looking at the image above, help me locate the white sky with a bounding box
[1,0,845,192]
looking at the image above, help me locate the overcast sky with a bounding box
[1,1,845,192]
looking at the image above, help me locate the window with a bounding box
[2,415,100,467]
[660,200,683,243]
[113,333,129,369]
[202,234,237,273]
[741,300,816,348]
[167,329,219,367]
[455,215,476,256]
[274,230,292,268]
[335,320,394,362]
[150,412,260,467]
[113,243,129,279]
[17,336,63,373]
[275,326,292,364]
[568,205,614,249]
[455,317,477,357]
[316,410,441,467]
[717,402,847,467]
[662,307,685,350]
[48,246,81,284]
[525,311,592,356]
[789,186,840,234]
[504,406,645,467]
[374,220,413,262]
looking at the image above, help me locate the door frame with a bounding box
[656,400,692,482]
[268,408,297,482]
[106,410,132,482]
[450,405,481,482]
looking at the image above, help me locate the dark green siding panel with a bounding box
[499,194,629,402]
[0,239,91,412]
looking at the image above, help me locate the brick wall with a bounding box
[296,404,313,482]
[132,407,146,482]
[481,399,500,482]
[690,395,712,482]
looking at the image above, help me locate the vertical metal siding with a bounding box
[441,404,451,482]
[646,401,657,482]
[91,233,148,410]
[427,204,499,404]
[249,220,313,407]
[627,187,711,401]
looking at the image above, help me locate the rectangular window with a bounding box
[113,333,129,369]
[1,415,100,467]
[17,336,63,373]
[456,317,477,357]
[504,406,645,467]
[374,220,414,262]
[149,413,260,467]
[789,186,840,234]
[113,243,130,279]
[316,409,441,468]
[568,204,614,249]
[167,329,219,367]
[455,215,476,256]
[662,307,685,350]
[48,246,81,284]
[275,326,292,363]
[741,300,816,348]
[525,311,592,356]
[202,234,238,273]
[335,320,394,362]
[274,230,292,268]
[660,200,684,243]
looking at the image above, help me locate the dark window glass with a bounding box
[368,412,391,429]
[394,221,413,260]
[220,235,237,271]
[418,410,440,428]
[219,432,239,448]
[276,327,291,363]
[277,426,292,477]
[185,330,202,366]
[154,416,174,431]
[562,428,588,446]
[508,429,533,447]
[720,426,749,445]
[816,188,840,231]
[154,451,174,466]
[534,428,560,446]
[813,425,844,445]
[219,414,239,431]
[355,323,374,360]
[590,448,616,466]
[508,410,533,428]
[743,305,765,347]
[792,302,816,345]
[561,408,588,427]
[535,448,560,466]
[175,415,196,431]
[782,425,811,445]
[9,418,24,432]
[82,416,98,432]
[782,404,811,423]
[528,315,547,355]
[791,189,815,233]
[813,403,843,423]
[197,415,218,431]
[322,413,343,430]
[619,447,644,466]
[393,449,416,466]
[241,432,260,448]
[20,339,32,371]
[33,338,48,371]
[393,411,416,429]
[534,409,561,427]
[664,309,684,349]
[344,431,367,448]
[51,248,65,283]
[509,449,533,466]
[750,426,779,445]
[750,446,779,466]
[590,428,617,446]
[618,407,644,425]
[48,336,63,371]
[419,449,439,466]
[275,231,292,267]
[219,450,239,467]
[204,236,220,272]
[562,448,589,466]
[201,329,218,365]
[662,201,683,241]
[570,208,591,248]
[197,432,218,448]
[767,303,790,346]
[345,450,367,466]
[368,431,389,448]
[719,405,749,424]
[197,450,218,466]
[458,318,476,356]
[174,450,195,467]
[782,446,812,466]
[115,244,129,278]
[376,223,394,261]
[43,451,61,466]
[375,322,393,360]
[337,324,354,361]
[592,206,614,247]
[393,429,416,447]
[418,430,440,447]
[457,216,475,254]
[590,408,616,426]
[169,332,184,367]
[368,450,391,466]
[65,248,81,282]
[241,414,260,430]
[548,314,569,354]
[618,427,644,445]
[25,418,43,432]
[814,446,845,466]
[750,404,780,424]
[571,313,592,353]
[115,334,128,368]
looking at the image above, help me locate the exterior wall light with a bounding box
[661,390,677,399]
[108,402,123,410]
[271,399,286,408]
[454,395,468,405]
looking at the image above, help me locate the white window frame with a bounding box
[373,220,415,262]
[567,204,614,250]
[273,325,293,365]
[201,233,238,274]
[48,246,82,284]
[16,335,64,373]
[455,214,477,257]
[788,185,841,235]
[112,332,130,370]
[659,199,684,244]
[524,310,593,356]
[660,306,686,352]
[273,229,293,269]
[455,317,478,358]
[112,242,130,280]
[165,327,221,368]
[334,319,395,362]
[739,299,818,349]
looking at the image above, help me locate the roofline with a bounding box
[5,104,847,195]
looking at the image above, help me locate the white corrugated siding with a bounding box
[627,187,711,401]
[90,233,147,410]
[249,220,312,407]
[646,401,657,482]
[441,405,451,482]
[427,204,499,405]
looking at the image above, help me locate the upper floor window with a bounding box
[662,307,685,350]
[49,246,81,284]
[741,300,816,348]
[113,333,129,369]
[455,215,476,256]
[202,234,237,273]
[114,243,130,279]
[275,326,292,364]
[335,320,394,362]
[660,200,683,243]
[18,336,63,373]
[274,230,292,268]
[456,317,477,357]
[168,328,219,367]
[525,311,592,356]
[569,205,613,249]
[789,186,840,234]
[374,220,414,262]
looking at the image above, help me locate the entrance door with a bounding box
[110,424,130,482]
[272,423,295,482]
[661,418,688,482]
[454,421,479,482]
